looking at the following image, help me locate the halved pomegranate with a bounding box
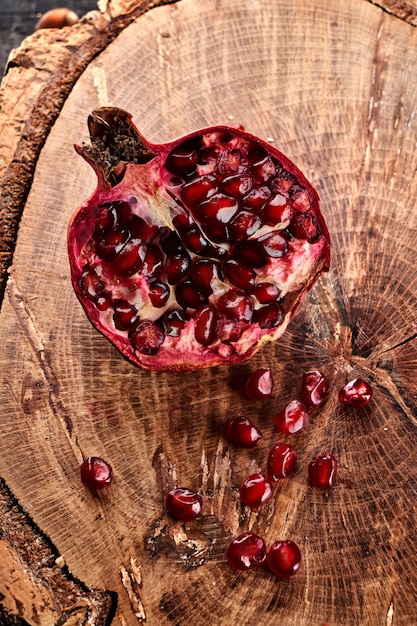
[68,108,330,370]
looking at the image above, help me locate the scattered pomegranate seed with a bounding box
[226,533,267,571]
[267,444,297,481]
[239,473,274,510]
[80,457,112,491]
[166,488,202,522]
[243,367,274,400]
[338,378,373,407]
[267,540,302,578]
[300,370,329,407]
[274,399,310,435]
[225,416,262,448]
[308,452,338,489]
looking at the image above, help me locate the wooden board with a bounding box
[1,0,417,624]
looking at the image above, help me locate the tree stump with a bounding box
[1,0,417,624]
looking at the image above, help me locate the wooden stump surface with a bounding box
[1,0,417,624]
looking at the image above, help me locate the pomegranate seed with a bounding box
[112,300,139,331]
[166,142,200,176]
[242,185,271,211]
[252,282,281,304]
[80,456,112,491]
[189,258,222,295]
[217,147,248,176]
[225,415,262,448]
[130,320,165,355]
[262,195,294,226]
[94,202,120,234]
[226,533,267,571]
[224,259,256,290]
[95,228,130,259]
[194,304,218,346]
[267,444,297,481]
[79,267,104,299]
[288,211,321,243]
[275,399,309,435]
[259,231,289,258]
[148,281,170,308]
[179,225,210,255]
[141,243,163,280]
[216,288,253,322]
[291,189,311,211]
[176,280,207,310]
[338,378,373,407]
[200,219,228,243]
[233,240,267,268]
[252,302,284,329]
[271,170,297,193]
[111,239,145,276]
[160,309,189,337]
[239,473,274,510]
[267,540,301,578]
[301,370,329,407]
[197,194,239,224]
[129,214,158,241]
[228,210,261,241]
[95,292,112,311]
[222,173,253,197]
[165,251,191,284]
[308,452,338,489]
[252,156,278,182]
[166,487,202,522]
[244,367,274,400]
[161,230,183,254]
[181,174,220,207]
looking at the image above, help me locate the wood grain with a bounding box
[1,0,417,624]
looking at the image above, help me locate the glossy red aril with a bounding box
[165,488,203,522]
[80,456,112,491]
[267,540,302,578]
[308,452,338,489]
[244,367,274,400]
[267,443,297,481]
[338,378,373,407]
[301,370,329,407]
[275,400,310,435]
[239,473,274,509]
[225,415,262,448]
[68,107,330,370]
[226,533,267,571]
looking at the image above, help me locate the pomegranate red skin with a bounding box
[267,540,302,578]
[80,456,112,491]
[68,108,330,371]
[226,532,267,571]
[338,378,373,407]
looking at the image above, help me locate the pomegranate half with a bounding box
[68,108,330,370]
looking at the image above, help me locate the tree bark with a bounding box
[1,0,417,624]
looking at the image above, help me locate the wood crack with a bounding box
[7,277,83,463]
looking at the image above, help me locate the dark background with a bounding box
[0,1,98,74]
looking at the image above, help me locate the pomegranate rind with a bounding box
[68,108,330,371]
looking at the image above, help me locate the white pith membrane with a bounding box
[69,123,330,370]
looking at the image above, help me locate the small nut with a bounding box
[36,8,79,30]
